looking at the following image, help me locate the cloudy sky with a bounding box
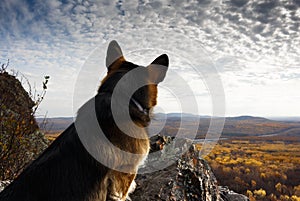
[1,0,299,118]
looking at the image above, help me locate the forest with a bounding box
[199,136,300,201]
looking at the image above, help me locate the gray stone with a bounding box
[130,135,249,201]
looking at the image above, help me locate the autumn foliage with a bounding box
[199,138,300,201]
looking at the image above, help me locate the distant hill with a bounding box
[220,116,300,137]
[267,116,300,122]
[37,114,300,138]
[226,115,269,121]
[37,117,73,133]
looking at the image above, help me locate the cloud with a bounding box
[0,0,299,116]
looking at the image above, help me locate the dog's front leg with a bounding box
[106,170,136,201]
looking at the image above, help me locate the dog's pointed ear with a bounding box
[148,54,169,84]
[106,40,125,69]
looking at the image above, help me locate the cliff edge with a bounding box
[131,136,249,201]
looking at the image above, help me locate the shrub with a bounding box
[0,62,49,180]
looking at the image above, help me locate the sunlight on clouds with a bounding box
[0,0,299,117]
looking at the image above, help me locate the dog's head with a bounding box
[99,40,168,127]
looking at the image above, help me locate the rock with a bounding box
[130,135,249,201]
[219,186,249,201]
[0,71,49,180]
[0,72,36,116]
[0,181,11,193]
[171,146,220,201]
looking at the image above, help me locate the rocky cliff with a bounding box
[130,135,249,201]
[0,70,48,180]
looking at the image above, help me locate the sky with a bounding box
[0,0,299,118]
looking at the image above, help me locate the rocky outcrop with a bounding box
[0,71,48,180]
[219,186,249,201]
[130,135,249,201]
[0,72,35,115]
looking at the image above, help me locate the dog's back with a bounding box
[0,40,168,201]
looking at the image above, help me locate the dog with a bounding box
[0,40,169,201]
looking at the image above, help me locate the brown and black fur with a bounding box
[0,40,169,201]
